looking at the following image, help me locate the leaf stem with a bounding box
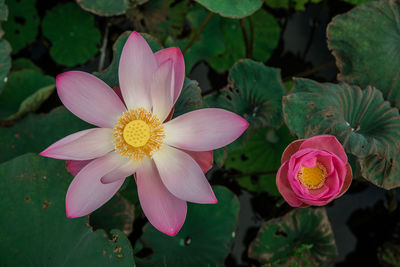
[240,19,251,58]
[98,23,110,72]
[183,12,214,54]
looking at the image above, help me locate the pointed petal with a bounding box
[101,160,140,184]
[182,150,213,173]
[57,71,126,128]
[136,158,187,236]
[118,31,157,110]
[281,139,304,164]
[276,161,303,207]
[154,47,185,104]
[153,145,217,203]
[40,128,114,160]
[150,59,174,122]
[66,160,92,176]
[163,108,248,151]
[299,135,347,163]
[66,152,127,218]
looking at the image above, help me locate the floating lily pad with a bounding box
[76,0,129,16]
[42,2,101,67]
[0,39,11,94]
[194,0,262,18]
[0,106,90,164]
[0,153,134,266]
[327,0,400,108]
[135,186,239,266]
[225,126,294,195]
[3,0,39,54]
[90,193,134,236]
[283,78,400,159]
[0,69,55,120]
[210,59,285,129]
[248,208,337,265]
[173,78,203,118]
[265,0,322,10]
[95,31,162,88]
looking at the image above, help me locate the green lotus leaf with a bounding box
[42,2,101,67]
[283,78,400,159]
[341,0,373,5]
[0,153,134,266]
[0,0,8,37]
[194,0,262,19]
[135,186,239,266]
[76,0,130,16]
[11,58,40,72]
[248,208,337,265]
[327,0,400,108]
[0,69,55,120]
[225,125,294,195]
[94,31,162,88]
[210,59,285,129]
[3,0,39,54]
[173,78,203,118]
[0,107,90,164]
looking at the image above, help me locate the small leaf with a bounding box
[0,154,135,266]
[0,69,55,120]
[225,126,294,195]
[90,193,135,236]
[135,186,239,266]
[327,0,400,108]
[76,0,130,16]
[248,208,338,265]
[95,31,162,88]
[3,0,39,54]
[195,0,263,19]
[0,106,90,164]
[42,2,101,67]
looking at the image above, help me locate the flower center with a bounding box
[113,108,165,161]
[123,120,150,147]
[297,162,327,189]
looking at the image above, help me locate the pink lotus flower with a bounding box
[276,135,352,207]
[40,32,248,236]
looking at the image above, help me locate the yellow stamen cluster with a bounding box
[113,108,165,161]
[297,162,327,189]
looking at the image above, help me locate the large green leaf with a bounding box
[42,2,101,67]
[135,186,239,266]
[0,39,11,94]
[208,59,285,129]
[94,31,162,88]
[283,78,400,159]
[0,153,134,266]
[265,0,322,10]
[0,69,55,120]
[327,0,400,108]
[3,0,39,54]
[225,126,294,195]
[283,78,400,189]
[248,208,337,266]
[341,0,373,5]
[0,107,90,164]
[11,58,40,72]
[76,0,130,16]
[194,0,262,18]
[165,4,225,73]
